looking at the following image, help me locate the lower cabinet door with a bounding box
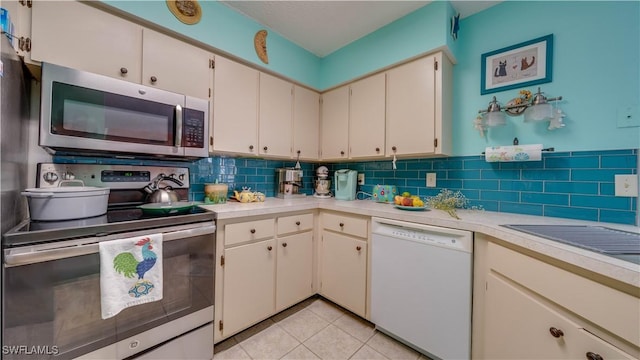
[320,231,366,317]
[484,273,636,359]
[276,232,313,312]
[222,239,275,337]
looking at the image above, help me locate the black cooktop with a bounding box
[2,206,215,248]
[502,224,640,265]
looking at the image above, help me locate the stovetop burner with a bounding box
[21,206,209,232]
[4,206,214,248]
[4,163,216,248]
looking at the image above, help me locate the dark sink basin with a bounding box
[502,225,640,256]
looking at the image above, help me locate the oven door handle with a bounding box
[3,225,216,267]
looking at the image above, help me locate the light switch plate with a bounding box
[615,174,638,197]
[426,173,436,187]
[357,173,365,185]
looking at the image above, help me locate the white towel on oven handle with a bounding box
[99,233,163,319]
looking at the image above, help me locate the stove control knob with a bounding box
[42,172,59,184]
[178,173,185,181]
[62,172,75,180]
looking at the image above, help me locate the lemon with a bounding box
[413,199,424,207]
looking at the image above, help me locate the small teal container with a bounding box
[0,8,10,34]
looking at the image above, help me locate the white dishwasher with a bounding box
[371,217,473,360]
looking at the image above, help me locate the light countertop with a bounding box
[201,198,640,289]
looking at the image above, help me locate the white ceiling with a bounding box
[221,1,501,57]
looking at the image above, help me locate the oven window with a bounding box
[2,233,213,359]
[50,82,176,146]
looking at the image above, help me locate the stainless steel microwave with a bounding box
[40,62,209,159]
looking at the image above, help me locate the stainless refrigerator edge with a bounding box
[1,33,32,354]
[0,34,30,235]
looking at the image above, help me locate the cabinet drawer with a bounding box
[488,243,640,348]
[322,212,368,239]
[277,213,313,235]
[485,273,637,359]
[225,219,275,246]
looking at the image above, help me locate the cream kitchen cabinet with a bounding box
[349,73,386,159]
[320,85,349,161]
[293,85,320,161]
[2,0,32,61]
[217,218,275,340]
[319,212,369,318]
[276,213,314,312]
[211,55,259,156]
[31,1,143,82]
[473,236,640,359]
[141,28,213,100]
[386,52,452,158]
[214,212,315,342]
[222,238,276,339]
[259,73,293,158]
[320,75,385,161]
[31,1,213,100]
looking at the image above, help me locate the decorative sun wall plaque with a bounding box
[166,0,202,25]
[254,30,269,64]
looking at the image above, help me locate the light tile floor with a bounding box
[213,296,432,360]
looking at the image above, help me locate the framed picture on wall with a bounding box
[481,34,553,95]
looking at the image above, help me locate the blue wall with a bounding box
[318,1,453,89]
[104,1,640,155]
[336,149,637,225]
[103,0,322,88]
[55,149,637,225]
[452,1,640,156]
[82,1,639,224]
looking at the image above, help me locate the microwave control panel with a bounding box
[183,110,205,148]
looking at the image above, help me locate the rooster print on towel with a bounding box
[113,237,158,298]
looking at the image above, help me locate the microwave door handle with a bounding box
[175,104,183,148]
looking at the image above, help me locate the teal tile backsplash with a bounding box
[55,149,638,225]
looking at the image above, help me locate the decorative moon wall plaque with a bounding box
[254,30,269,64]
[167,0,202,25]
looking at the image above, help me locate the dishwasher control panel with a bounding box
[371,218,473,253]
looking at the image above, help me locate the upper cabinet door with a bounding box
[31,1,143,82]
[142,29,213,100]
[259,73,293,158]
[212,56,259,156]
[349,73,386,159]
[321,86,349,161]
[3,0,32,60]
[386,56,436,157]
[293,86,320,161]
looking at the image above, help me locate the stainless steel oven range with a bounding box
[2,164,215,359]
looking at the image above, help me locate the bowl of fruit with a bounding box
[393,192,430,211]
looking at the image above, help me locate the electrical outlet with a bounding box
[617,105,640,128]
[357,173,365,185]
[426,173,436,187]
[615,174,638,197]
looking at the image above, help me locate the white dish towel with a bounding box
[99,233,163,319]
